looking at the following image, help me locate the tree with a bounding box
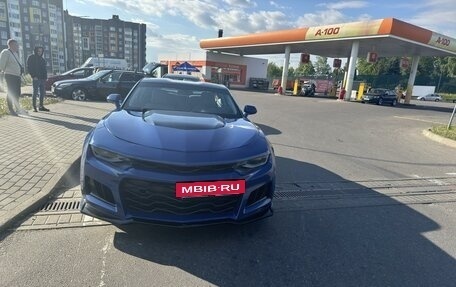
[295,62,315,76]
[267,62,282,78]
[314,56,331,75]
[287,66,296,78]
[357,57,379,75]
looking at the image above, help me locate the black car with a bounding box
[51,70,145,101]
[45,67,95,91]
[362,88,398,106]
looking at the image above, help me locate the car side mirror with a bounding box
[107,93,122,110]
[244,105,257,117]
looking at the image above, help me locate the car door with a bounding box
[118,72,144,97]
[386,90,396,102]
[96,70,123,99]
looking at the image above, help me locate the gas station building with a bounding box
[200,18,456,103]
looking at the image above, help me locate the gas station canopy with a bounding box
[200,18,456,58]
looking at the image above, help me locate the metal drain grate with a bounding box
[40,200,80,212]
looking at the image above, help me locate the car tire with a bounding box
[72,88,87,101]
[377,98,383,105]
[435,99,440,102]
[391,99,397,106]
[420,98,425,101]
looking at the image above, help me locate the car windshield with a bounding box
[370,89,386,94]
[85,70,111,80]
[123,81,243,119]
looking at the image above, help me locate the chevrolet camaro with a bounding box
[80,78,276,225]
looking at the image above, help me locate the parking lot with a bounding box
[2,90,456,286]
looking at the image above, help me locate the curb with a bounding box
[422,129,456,149]
[0,161,76,234]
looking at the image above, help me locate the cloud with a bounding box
[212,9,293,35]
[223,0,257,8]
[269,1,289,10]
[318,1,368,9]
[406,0,456,37]
[130,18,159,30]
[296,9,347,27]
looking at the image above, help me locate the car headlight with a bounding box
[58,83,73,88]
[235,152,270,173]
[90,145,131,165]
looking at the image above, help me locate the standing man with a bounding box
[0,39,26,116]
[27,46,49,112]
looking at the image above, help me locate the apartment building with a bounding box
[1,1,146,74]
[1,0,65,74]
[64,13,146,71]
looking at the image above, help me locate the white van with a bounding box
[81,57,129,70]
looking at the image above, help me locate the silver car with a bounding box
[417,94,442,101]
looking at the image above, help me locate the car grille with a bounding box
[120,179,242,216]
[130,159,236,174]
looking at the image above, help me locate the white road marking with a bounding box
[394,116,444,125]
[99,234,114,287]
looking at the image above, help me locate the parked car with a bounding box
[80,78,276,225]
[417,94,442,101]
[299,82,316,96]
[162,73,201,82]
[45,67,95,91]
[51,69,144,101]
[362,88,398,106]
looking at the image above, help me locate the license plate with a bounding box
[176,180,245,198]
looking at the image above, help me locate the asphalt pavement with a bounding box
[0,85,112,233]
[1,87,455,234]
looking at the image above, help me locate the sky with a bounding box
[65,0,456,67]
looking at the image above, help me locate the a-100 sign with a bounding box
[314,27,340,36]
[436,37,450,46]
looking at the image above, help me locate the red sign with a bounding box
[300,53,310,64]
[367,52,377,63]
[400,57,409,69]
[176,180,245,198]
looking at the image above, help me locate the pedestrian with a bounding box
[0,39,27,116]
[27,46,49,112]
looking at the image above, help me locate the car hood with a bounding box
[103,110,260,152]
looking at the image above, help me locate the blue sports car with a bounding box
[80,78,276,225]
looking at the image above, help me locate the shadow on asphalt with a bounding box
[255,123,282,136]
[394,102,456,113]
[52,158,81,193]
[24,115,94,132]
[46,111,101,124]
[112,156,456,286]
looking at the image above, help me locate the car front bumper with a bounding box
[51,85,72,98]
[80,148,276,226]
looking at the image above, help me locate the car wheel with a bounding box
[391,99,397,106]
[72,88,87,101]
[377,98,383,105]
[435,99,440,102]
[420,98,425,101]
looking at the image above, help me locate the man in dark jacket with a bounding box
[27,46,49,112]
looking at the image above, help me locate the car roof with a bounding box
[163,73,200,80]
[140,77,227,89]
